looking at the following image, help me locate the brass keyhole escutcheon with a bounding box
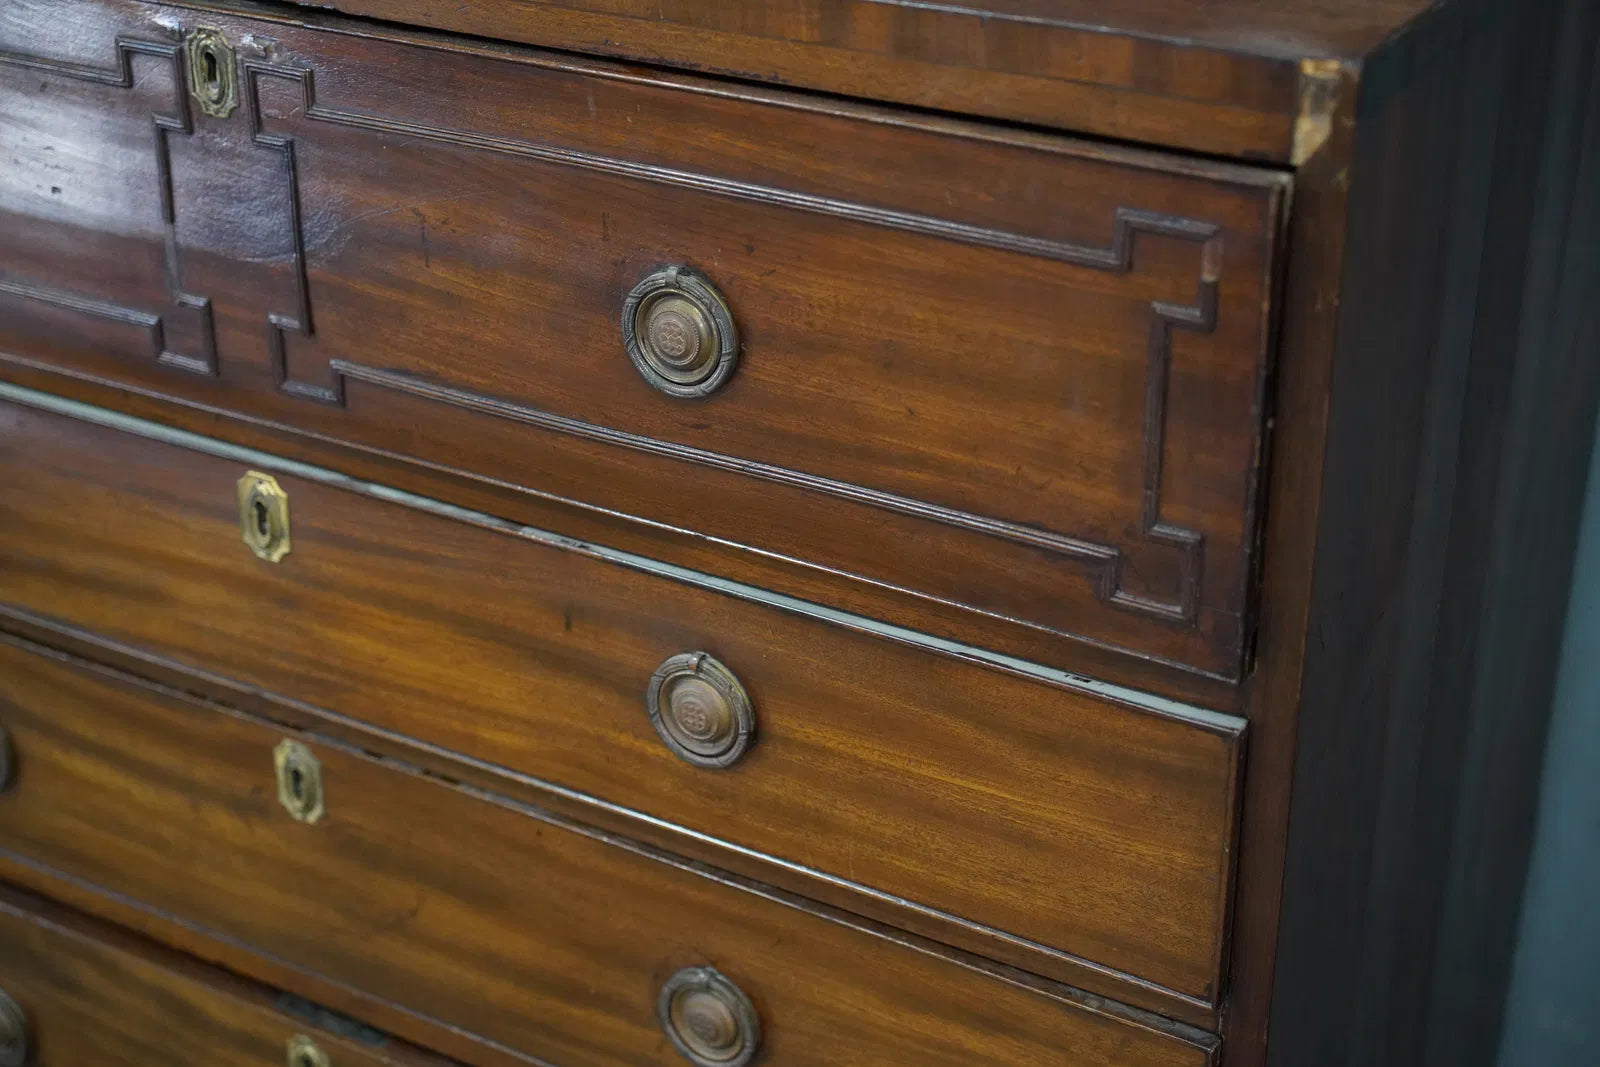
[286,1034,332,1067]
[658,967,760,1067]
[621,265,740,397]
[274,739,325,825]
[238,471,292,563]
[646,653,755,769]
[185,27,239,119]
[0,987,28,1067]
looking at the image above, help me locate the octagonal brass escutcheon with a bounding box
[186,27,238,119]
[239,471,291,563]
[274,739,325,825]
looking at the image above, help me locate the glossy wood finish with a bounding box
[4,0,1593,1065]
[288,0,1433,162]
[0,392,1244,1012]
[0,638,1219,1067]
[0,882,452,1067]
[1210,48,1357,1067]
[0,0,1287,683]
[0,356,1235,713]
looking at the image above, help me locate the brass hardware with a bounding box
[274,739,325,824]
[0,726,13,793]
[0,987,27,1067]
[286,1034,332,1067]
[658,966,760,1067]
[646,653,755,769]
[621,266,739,397]
[186,28,239,119]
[239,471,292,563]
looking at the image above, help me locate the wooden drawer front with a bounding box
[0,394,1243,1009]
[0,641,1219,1067]
[0,884,446,1067]
[0,0,1286,681]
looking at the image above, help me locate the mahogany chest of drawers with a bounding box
[1,1,1596,1065]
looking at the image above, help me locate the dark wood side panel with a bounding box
[0,638,1219,1067]
[1265,1,1600,1066]
[0,392,1244,1011]
[0,0,1287,682]
[0,882,454,1067]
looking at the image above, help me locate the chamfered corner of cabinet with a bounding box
[1292,58,1360,167]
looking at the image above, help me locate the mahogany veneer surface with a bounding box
[1,1,1594,1067]
[0,0,1288,685]
[275,0,1436,161]
[0,394,1244,1011]
[0,882,453,1067]
[0,637,1219,1067]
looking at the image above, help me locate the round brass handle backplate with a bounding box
[621,265,739,397]
[0,987,29,1067]
[658,966,761,1067]
[646,653,755,769]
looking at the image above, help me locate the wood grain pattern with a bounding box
[0,392,1244,1011]
[0,354,1240,713]
[0,638,1219,1067]
[1213,45,1359,1067]
[0,882,454,1067]
[0,0,1287,682]
[257,0,1435,161]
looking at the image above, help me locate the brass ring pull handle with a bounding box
[239,471,292,563]
[658,967,761,1067]
[646,653,755,769]
[0,987,28,1067]
[621,265,740,397]
[0,726,13,793]
[274,740,325,825]
[286,1034,332,1067]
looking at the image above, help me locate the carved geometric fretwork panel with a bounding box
[0,11,1284,677]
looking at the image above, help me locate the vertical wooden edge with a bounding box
[1221,55,1362,1067]
[1239,7,1474,1061]
[1237,171,1297,686]
[1206,717,1249,1014]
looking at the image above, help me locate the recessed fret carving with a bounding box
[242,66,325,403]
[0,38,218,375]
[0,36,311,384]
[3,34,1236,629]
[250,65,1221,626]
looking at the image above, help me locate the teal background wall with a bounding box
[1496,416,1600,1065]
